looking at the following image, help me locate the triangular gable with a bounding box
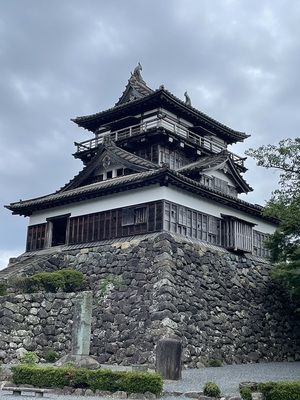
[177,151,252,194]
[115,63,153,106]
[60,136,158,192]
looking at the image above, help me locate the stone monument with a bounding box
[156,338,182,380]
[55,291,100,369]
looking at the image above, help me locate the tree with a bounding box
[245,138,300,300]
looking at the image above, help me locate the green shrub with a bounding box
[45,350,59,363]
[120,372,163,395]
[58,269,84,292]
[258,381,300,400]
[11,366,163,395]
[0,282,7,296]
[203,381,221,397]
[88,369,128,392]
[20,352,39,366]
[32,272,65,292]
[10,269,84,293]
[240,386,252,400]
[13,366,60,388]
[208,358,222,367]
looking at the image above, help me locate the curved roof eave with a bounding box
[71,89,249,143]
[5,168,276,224]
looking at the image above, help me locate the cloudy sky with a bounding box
[1,1,299,269]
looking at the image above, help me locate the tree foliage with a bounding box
[246,138,300,202]
[246,138,300,300]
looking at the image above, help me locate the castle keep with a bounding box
[2,65,298,366]
[6,63,276,255]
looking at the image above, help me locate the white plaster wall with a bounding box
[204,169,237,187]
[162,186,276,233]
[29,184,276,234]
[29,185,165,225]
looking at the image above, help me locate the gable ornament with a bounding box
[102,155,111,169]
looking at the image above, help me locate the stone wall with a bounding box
[0,232,299,366]
[0,292,76,362]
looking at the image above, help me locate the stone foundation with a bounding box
[0,232,299,366]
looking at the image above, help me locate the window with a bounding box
[122,208,135,225]
[213,177,228,194]
[163,201,222,245]
[122,206,148,225]
[221,214,254,253]
[159,147,189,169]
[253,230,270,257]
[26,223,47,251]
[135,207,147,223]
[200,174,213,188]
[178,206,187,225]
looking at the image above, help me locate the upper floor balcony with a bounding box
[74,116,246,169]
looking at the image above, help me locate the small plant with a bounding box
[240,386,252,400]
[98,275,123,298]
[63,360,75,368]
[0,282,7,296]
[203,381,221,397]
[20,351,39,366]
[44,350,58,363]
[208,358,222,367]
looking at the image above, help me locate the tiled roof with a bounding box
[177,151,228,173]
[59,138,158,192]
[6,167,275,224]
[71,68,249,144]
[177,151,253,193]
[72,88,248,142]
[6,169,163,213]
[104,137,158,170]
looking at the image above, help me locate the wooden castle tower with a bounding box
[6,64,277,256]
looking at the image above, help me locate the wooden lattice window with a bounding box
[221,214,255,253]
[122,206,148,225]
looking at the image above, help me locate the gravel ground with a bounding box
[1,361,300,399]
[164,361,300,397]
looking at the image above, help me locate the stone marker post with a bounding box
[71,290,93,355]
[55,290,100,369]
[156,338,182,380]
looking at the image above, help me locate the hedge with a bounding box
[11,269,84,293]
[258,381,300,400]
[11,365,163,395]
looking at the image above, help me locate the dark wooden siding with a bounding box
[25,201,269,258]
[68,201,164,245]
[26,223,47,251]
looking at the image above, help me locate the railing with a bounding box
[74,117,245,168]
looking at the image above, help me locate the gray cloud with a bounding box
[1,0,299,267]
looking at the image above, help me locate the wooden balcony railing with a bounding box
[74,117,245,168]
